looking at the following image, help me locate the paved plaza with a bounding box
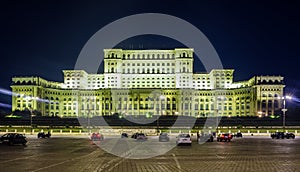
[0,136,299,172]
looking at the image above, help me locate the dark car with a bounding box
[159,132,170,142]
[199,134,214,142]
[217,133,232,142]
[121,133,128,138]
[91,133,104,141]
[136,133,147,141]
[37,132,51,138]
[271,132,285,139]
[0,133,27,146]
[131,133,139,139]
[233,132,243,138]
[285,133,295,139]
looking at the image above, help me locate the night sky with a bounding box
[1,1,300,111]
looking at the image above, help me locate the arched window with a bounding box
[274,100,279,108]
[111,67,114,73]
[262,100,266,108]
[268,100,272,107]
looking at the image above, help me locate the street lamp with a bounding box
[27,105,36,135]
[278,95,292,129]
[157,95,165,134]
[215,96,225,129]
[119,114,123,130]
[257,111,263,118]
[30,108,33,134]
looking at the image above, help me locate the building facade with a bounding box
[11,48,285,118]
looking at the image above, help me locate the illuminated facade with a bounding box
[11,48,285,117]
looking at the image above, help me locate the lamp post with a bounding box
[88,109,91,132]
[215,96,225,130]
[30,108,33,134]
[278,96,292,129]
[87,96,94,134]
[157,95,165,135]
[119,114,123,130]
[257,111,263,118]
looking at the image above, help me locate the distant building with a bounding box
[11,48,285,117]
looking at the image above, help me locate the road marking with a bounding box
[172,153,182,172]
[0,154,50,164]
[30,150,101,172]
[99,141,147,172]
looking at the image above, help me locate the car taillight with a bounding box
[221,134,224,138]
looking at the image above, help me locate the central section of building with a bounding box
[11,48,285,118]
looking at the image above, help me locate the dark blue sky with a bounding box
[1,1,300,109]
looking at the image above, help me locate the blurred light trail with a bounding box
[0,103,11,108]
[0,87,50,103]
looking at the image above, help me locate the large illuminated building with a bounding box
[11,48,285,118]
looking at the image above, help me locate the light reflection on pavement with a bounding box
[0,136,299,172]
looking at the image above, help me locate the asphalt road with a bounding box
[0,136,299,172]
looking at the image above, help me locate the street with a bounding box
[0,136,299,172]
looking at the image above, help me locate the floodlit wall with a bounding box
[11,49,285,117]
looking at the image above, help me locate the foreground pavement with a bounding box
[0,136,299,172]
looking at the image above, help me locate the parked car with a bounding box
[91,133,104,141]
[285,133,295,139]
[176,133,192,146]
[159,132,170,142]
[198,134,214,142]
[131,133,139,139]
[37,132,51,138]
[136,133,147,141]
[271,132,285,139]
[271,132,295,139]
[0,133,27,146]
[121,133,128,138]
[217,133,232,142]
[233,132,243,138]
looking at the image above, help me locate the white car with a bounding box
[176,133,192,146]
